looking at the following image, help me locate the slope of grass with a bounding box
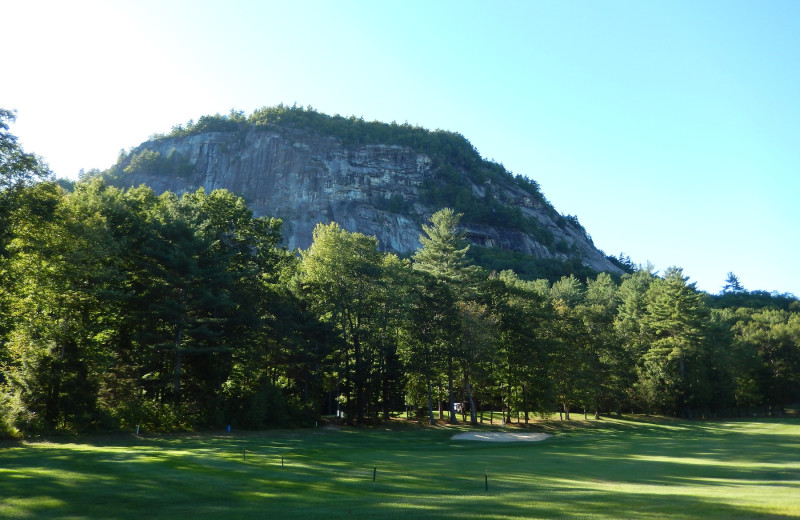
[1,417,799,519]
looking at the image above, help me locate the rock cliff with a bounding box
[108,112,622,275]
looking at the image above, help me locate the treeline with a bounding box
[161,105,491,174]
[1,179,799,436]
[2,110,799,436]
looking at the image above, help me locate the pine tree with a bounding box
[412,208,472,286]
[411,209,481,424]
[641,267,710,416]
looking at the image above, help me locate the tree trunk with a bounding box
[173,319,184,399]
[464,371,477,425]
[354,335,364,424]
[426,376,435,425]
[505,380,512,424]
[496,383,501,425]
[381,352,390,423]
[341,313,353,424]
[46,313,70,428]
[45,358,63,429]
[438,384,443,418]
[447,357,458,424]
[522,384,529,424]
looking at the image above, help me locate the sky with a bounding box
[4,0,799,296]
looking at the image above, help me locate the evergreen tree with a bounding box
[412,209,482,424]
[551,274,585,308]
[722,272,745,294]
[493,271,553,423]
[412,208,473,286]
[640,267,710,416]
[734,309,800,412]
[397,270,454,425]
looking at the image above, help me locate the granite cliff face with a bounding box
[111,121,621,274]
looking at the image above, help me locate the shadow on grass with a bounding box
[1,417,799,519]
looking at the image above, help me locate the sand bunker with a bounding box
[452,431,552,442]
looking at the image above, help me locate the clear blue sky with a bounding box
[4,0,799,295]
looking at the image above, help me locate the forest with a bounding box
[1,108,799,436]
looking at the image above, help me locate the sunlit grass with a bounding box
[1,417,799,519]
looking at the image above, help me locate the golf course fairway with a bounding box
[1,416,798,519]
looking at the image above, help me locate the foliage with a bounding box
[708,288,799,311]
[0,110,54,361]
[722,272,745,294]
[0,180,798,434]
[0,106,798,434]
[142,105,558,236]
[122,148,194,178]
[467,244,598,282]
[0,109,51,193]
[156,109,247,138]
[299,222,388,423]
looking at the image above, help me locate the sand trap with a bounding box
[452,431,552,442]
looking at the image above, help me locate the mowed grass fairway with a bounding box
[1,417,799,519]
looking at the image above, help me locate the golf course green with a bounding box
[1,416,798,519]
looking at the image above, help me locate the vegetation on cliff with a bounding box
[133,107,560,227]
[99,105,623,278]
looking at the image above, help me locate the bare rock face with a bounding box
[113,125,621,274]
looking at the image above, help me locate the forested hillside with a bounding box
[95,105,626,279]
[2,109,799,436]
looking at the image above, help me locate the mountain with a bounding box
[101,106,624,278]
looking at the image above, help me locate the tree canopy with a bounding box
[1,115,798,436]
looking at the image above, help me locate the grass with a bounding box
[1,416,799,519]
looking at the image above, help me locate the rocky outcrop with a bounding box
[113,124,621,274]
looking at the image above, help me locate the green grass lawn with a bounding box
[1,416,799,519]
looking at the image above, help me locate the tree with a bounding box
[299,222,385,423]
[373,254,411,421]
[734,309,800,413]
[398,270,454,424]
[614,267,657,411]
[0,110,51,257]
[413,208,474,286]
[412,208,482,424]
[0,109,51,194]
[456,300,496,424]
[639,267,710,416]
[546,275,591,419]
[86,182,287,429]
[0,110,53,375]
[492,271,553,423]
[4,181,119,431]
[722,272,745,294]
[578,273,626,418]
[551,274,585,308]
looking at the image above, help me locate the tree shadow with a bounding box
[1,418,798,519]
